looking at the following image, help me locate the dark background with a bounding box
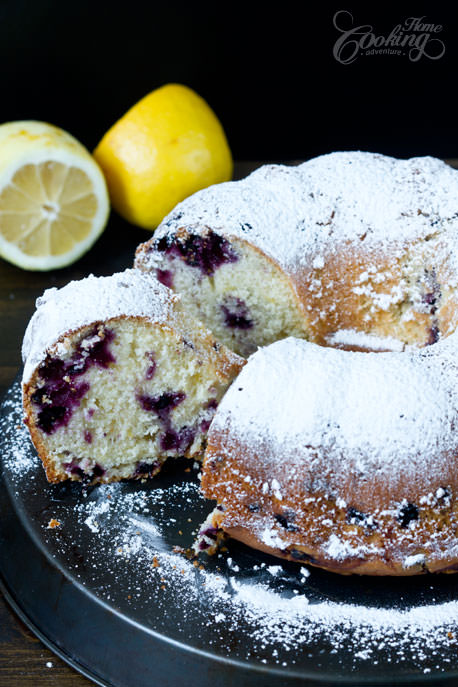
[0,5,457,683]
[0,2,456,162]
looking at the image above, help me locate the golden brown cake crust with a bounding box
[202,429,458,576]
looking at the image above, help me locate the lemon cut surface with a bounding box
[0,121,109,270]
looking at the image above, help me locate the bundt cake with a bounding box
[133,150,458,575]
[22,270,243,484]
[21,151,458,576]
[201,336,458,575]
[135,152,458,357]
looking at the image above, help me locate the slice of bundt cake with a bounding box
[22,270,243,484]
[135,153,458,358]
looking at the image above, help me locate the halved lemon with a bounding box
[0,121,110,270]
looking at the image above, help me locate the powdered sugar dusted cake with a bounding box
[21,152,458,576]
[201,335,458,575]
[135,152,458,357]
[22,270,243,484]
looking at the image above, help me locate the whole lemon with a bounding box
[94,83,233,230]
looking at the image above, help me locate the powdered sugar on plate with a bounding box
[63,481,458,673]
[2,380,458,678]
[1,392,40,476]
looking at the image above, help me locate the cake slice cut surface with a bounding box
[22,270,243,483]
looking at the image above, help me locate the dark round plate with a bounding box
[2,378,458,687]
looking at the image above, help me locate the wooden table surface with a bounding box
[0,162,259,686]
[2,158,458,685]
